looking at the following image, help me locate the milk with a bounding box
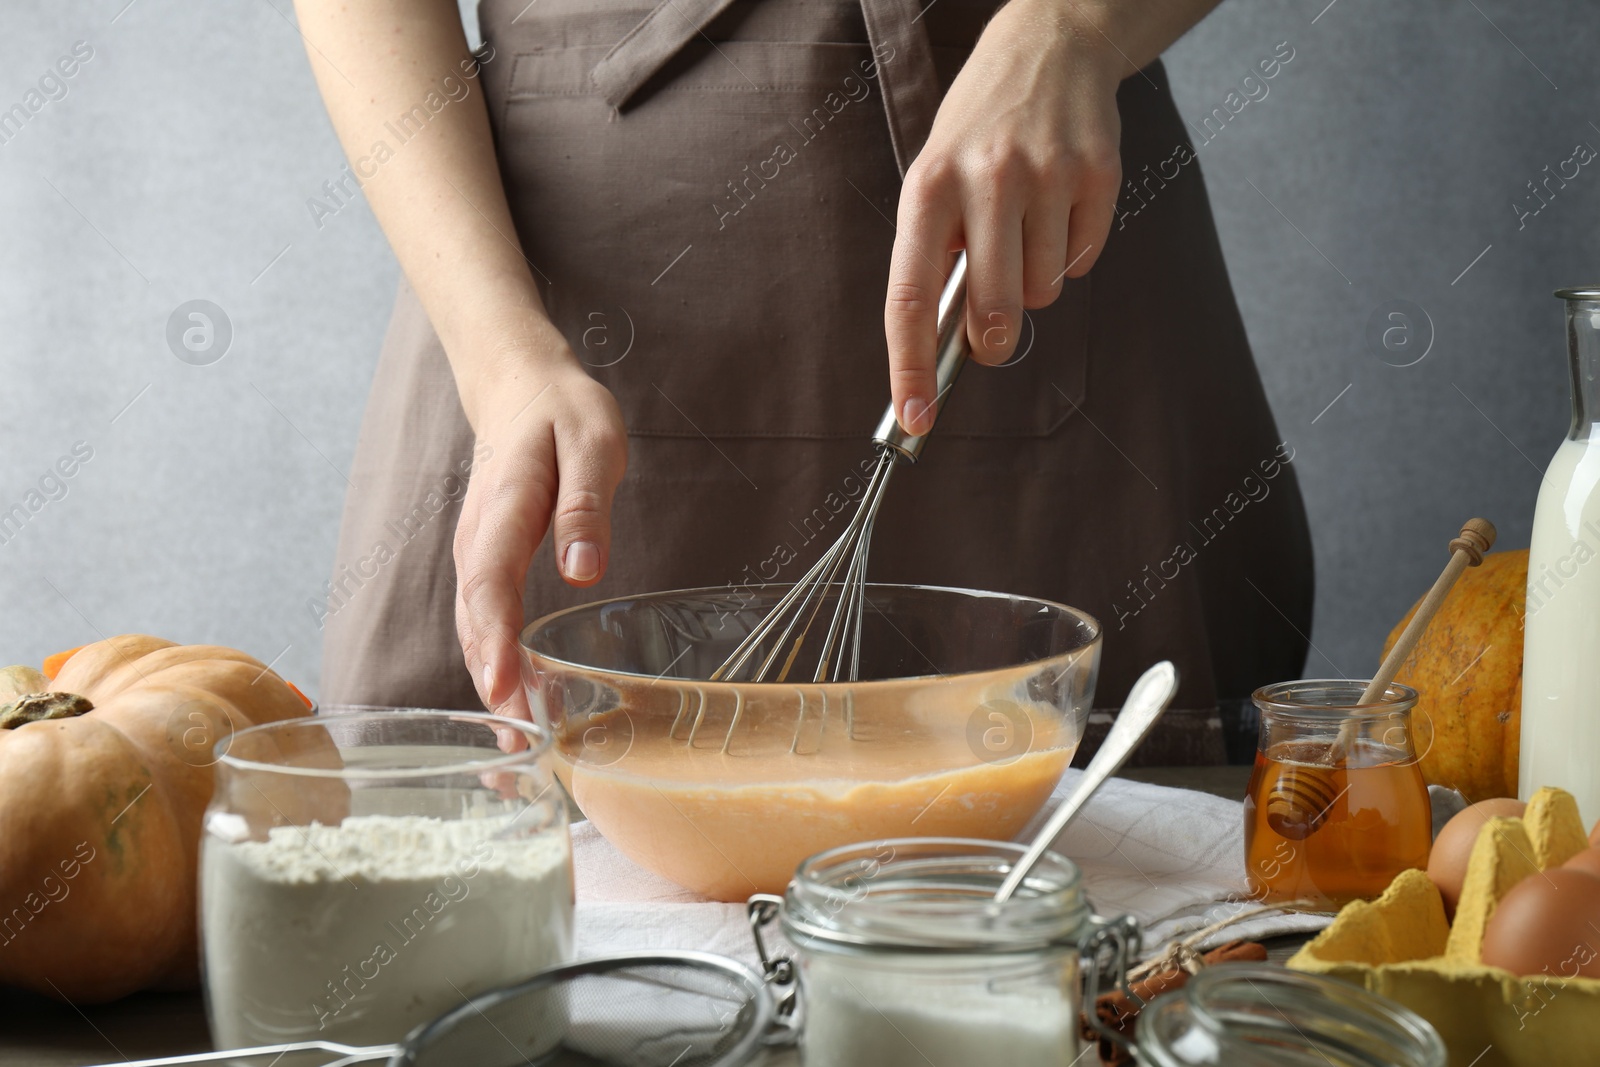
[1522,369,1600,825]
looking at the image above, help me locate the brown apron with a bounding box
[319,0,1315,764]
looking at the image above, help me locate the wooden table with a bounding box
[0,766,1255,1066]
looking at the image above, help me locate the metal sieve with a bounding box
[98,951,793,1067]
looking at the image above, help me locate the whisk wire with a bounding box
[764,542,848,682]
[715,450,895,684]
[815,505,873,681]
[685,689,710,746]
[784,451,894,683]
[707,252,969,696]
[710,541,836,682]
[789,688,825,755]
[844,457,892,681]
[719,690,745,754]
[668,690,692,739]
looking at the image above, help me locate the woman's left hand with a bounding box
[885,0,1125,434]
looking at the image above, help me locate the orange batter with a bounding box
[555,693,1074,900]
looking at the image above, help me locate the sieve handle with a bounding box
[871,251,970,462]
[84,1041,398,1067]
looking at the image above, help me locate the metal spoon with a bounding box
[994,661,1179,903]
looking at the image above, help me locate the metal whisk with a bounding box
[711,252,971,684]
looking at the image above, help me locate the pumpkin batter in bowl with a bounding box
[523,585,1101,901]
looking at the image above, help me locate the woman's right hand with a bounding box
[453,335,628,717]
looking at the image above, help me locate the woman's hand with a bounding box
[453,332,628,716]
[292,0,633,718]
[885,0,1126,433]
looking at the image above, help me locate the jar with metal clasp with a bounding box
[746,837,1140,1067]
[1136,963,1447,1067]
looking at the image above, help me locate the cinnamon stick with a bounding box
[1079,940,1269,1066]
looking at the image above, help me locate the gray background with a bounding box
[0,0,1590,699]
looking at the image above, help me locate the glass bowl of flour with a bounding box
[199,709,573,1054]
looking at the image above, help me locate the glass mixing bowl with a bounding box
[520,584,1101,901]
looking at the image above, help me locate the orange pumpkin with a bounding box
[1382,549,1526,802]
[0,635,310,1002]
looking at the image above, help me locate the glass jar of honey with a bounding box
[1243,680,1431,911]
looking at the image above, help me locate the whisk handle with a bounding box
[873,251,970,462]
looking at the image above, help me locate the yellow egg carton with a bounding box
[1288,787,1600,1066]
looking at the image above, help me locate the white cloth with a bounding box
[571,769,1331,969]
[1015,770,1333,951]
[572,823,761,964]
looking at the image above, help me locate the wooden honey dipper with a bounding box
[1265,518,1497,840]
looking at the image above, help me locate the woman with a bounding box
[300,0,1312,761]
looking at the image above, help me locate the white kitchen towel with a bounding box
[572,829,760,965]
[571,769,1332,967]
[1016,770,1333,952]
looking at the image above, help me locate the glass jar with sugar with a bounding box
[753,837,1134,1066]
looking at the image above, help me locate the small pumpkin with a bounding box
[1382,549,1526,802]
[0,635,311,1002]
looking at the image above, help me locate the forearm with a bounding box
[1007,0,1224,79]
[292,0,567,430]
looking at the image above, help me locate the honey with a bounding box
[1243,738,1431,911]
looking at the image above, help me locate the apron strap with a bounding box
[591,0,942,176]
[856,0,941,176]
[590,0,744,111]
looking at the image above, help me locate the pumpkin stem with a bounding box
[0,665,49,704]
[0,692,94,729]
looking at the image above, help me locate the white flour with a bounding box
[202,814,573,1051]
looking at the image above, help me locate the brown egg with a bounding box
[1591,817,1600,848]
[1565,847,1600,880]
[1481,868,1600,978]
[1428,798,1527,918]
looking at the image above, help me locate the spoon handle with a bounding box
[993,661,1179,903]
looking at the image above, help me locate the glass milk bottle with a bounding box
[1522,288,1600,824]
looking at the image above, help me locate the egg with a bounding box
[1565,847,1600,880]
[1591,817,1600,848]
[1481,868,1600,978]
[1427,797,1527,918]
